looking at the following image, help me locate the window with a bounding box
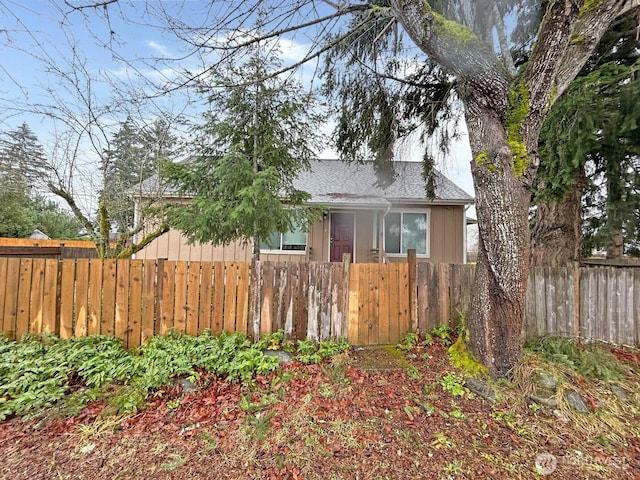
[260,225,307,251]
[384,211,429,255]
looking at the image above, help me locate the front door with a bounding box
[330,212,354,262]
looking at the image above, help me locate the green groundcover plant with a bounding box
[0,330,348,420]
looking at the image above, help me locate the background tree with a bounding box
[0,123,80,238]
[0,187,35,237]
[532,12,640,265]
[102,117,146,235]
[0,123,48,194]
[102,117,180,239]
[27,195,83,239]
[0,10,185,257]
[162,44,325,261]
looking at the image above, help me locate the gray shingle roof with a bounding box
[296,160,473,205]
[136,159,474,205]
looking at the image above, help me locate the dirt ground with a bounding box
[1,343,639,480]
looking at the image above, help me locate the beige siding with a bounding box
[308,216,328,262]
[135,204,466,264]
[429,205,464,264]
[135,229,251,262]
[261,252,308,263]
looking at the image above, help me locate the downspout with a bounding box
[463,204,469,264]
[380,204,392,263]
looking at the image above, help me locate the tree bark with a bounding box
[465,105,531,378]
[530,173,585,267]
[388,0,631,378]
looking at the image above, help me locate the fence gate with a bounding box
[346,263,410,345]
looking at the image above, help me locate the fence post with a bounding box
[407,249,417,333]
[249,260,262,341]
[573,261,580,339]
[342,253,350,340]
[155,258,165,335]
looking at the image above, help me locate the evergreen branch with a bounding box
[554,0,636,100]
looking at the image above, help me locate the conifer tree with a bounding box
[162,45,325,261]
[532,13,640,264]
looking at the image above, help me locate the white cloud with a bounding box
[147,41,173,58]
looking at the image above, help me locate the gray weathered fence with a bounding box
[1,257,638,346]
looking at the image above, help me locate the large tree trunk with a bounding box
[465,105,531,378]
[605,154,624,259]
[389,0,631,379]
[530,172,584,267]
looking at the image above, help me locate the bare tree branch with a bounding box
[554,1,639,98]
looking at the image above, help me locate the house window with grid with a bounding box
[384,211,429,256]
[259,225,307,252]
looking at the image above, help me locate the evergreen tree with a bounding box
[0,122,48,194]
[102,117,180,236]
[532,13,640,263]
[28,196,83,240]
[0,123,58,238]
[162,45,325,261]
[102,117,146,234]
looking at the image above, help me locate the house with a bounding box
[29,229,51,240]
[133,159,474,264]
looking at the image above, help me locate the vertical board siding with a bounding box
[1,260,639,347]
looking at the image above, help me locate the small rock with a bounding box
[552,409,571,423]
[263,349,294,364]
[79,443,96,454]
[465,378,497,402]
[173,378,197,394]
[528,394,558,408]
[532,370,559,392]
[564,389,589,413]
[610,385,628,401]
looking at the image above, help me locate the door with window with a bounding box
[330,212,354,262]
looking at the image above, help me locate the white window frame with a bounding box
[383,208,430,258]
[259,228,308,254]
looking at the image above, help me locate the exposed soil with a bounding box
[350,345,411,371]
[1,343,639,480]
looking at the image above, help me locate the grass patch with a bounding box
[525,337,626,382]
[515,340,640,446]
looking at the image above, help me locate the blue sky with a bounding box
[0,0,475,203]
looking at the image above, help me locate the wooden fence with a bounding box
[0,257,638,347]
[0,238,98,259]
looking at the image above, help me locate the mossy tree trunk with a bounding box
[466,118,531,379]
[390,0,629,378]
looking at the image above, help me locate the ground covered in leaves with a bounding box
[1,341,639,479]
